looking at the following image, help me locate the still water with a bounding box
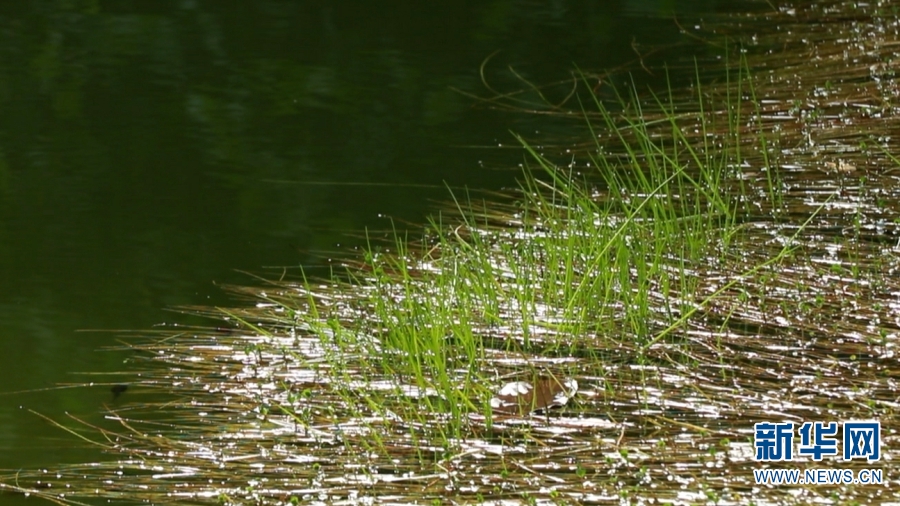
[0,0,741,492]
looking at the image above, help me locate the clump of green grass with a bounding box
[299,66,772,441]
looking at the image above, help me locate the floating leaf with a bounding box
[490,376,578,415]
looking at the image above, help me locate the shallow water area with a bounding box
[5,0,900,505]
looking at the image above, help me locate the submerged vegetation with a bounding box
[5,0,900,504]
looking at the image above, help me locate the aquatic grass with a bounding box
[297,58,803,455]
[208,63,770,453]
[505,69,756,358]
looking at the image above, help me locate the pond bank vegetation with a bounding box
[4,0,900,504]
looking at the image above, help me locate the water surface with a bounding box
[0,0,741,489]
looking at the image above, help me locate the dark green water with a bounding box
[0,0,743,497]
